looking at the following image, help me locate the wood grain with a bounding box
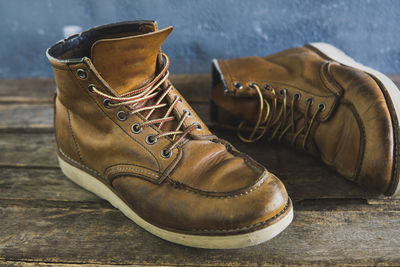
[0,132,381,201]
[0,203,398,266]
[0,76,399,266]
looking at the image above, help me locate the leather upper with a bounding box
[91,27,173,94]
[212,46,397,194]
[47,21,290,233]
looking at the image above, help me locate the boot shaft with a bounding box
[47,21,162,112]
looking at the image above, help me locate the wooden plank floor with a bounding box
[0,75,399,266]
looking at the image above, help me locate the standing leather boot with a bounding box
[46,21,293,249]
[211,43,400,196]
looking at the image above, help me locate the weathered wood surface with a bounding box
[1,202,398,266]
[0,132,378,201]
[0,76,400,266]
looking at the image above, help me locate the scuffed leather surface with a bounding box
[212,46,396,194]
[91,27,173,95]
[48,21,290,234]
[112,171,288,233]
[328,63,394,192]
[170,139,264,192]
[213,48,343,122]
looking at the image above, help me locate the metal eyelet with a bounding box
[174,95,182,103]
[248,82,258,89]
[88,84,95,92]
[233,82,243,90]
[318,103,326,111]
[131,123,143,134]
[145,135,157,145]
[183,109,192,117]
[77,69,87,79]
[103,99,112,108]
[279,88,287,95]
[160,148,172,159]
[117,110,128,121]
[293,92,301,100]
[264,84,272,90]
[193,122,202,130]
[306,97,314,105]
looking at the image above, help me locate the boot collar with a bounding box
[46,20,172,96]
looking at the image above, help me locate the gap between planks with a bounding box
[1,76,400,266]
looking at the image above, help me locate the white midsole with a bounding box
[57,156,293,249]
[308,42,400,196]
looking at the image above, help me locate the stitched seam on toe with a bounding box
[107,167,159,178]
[218,139,265,176]
[165,171,268,199]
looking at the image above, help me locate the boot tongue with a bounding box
[91,26,173,95]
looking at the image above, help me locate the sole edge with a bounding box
[58,155,293,249]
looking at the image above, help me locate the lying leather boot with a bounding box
[46,21,293,249]
[211,43,400,196]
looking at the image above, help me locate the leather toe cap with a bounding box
[112,170,290,234]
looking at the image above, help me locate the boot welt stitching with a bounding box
[183,199,291,233]
[107,167,159,178]
[59,149,288,232]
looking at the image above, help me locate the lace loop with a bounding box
[237,83,323,149]
[90,53,200,151]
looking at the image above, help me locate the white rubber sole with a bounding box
[58,156,293,249]
[308,42,400,196]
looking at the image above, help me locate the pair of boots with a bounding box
[47,21,400,249]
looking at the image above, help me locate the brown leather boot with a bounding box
[46,21,293,249]
[211,43,400,196]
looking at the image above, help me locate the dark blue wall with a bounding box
[0,0,399,77]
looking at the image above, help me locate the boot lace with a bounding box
[90,53,200,155]
[237,83,325,150]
